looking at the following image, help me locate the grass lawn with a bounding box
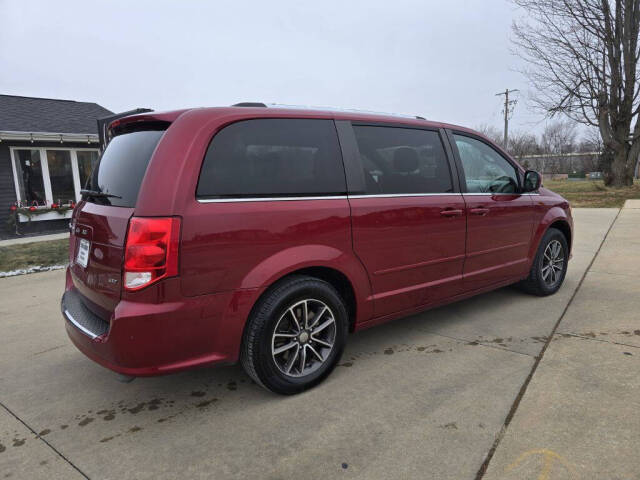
[544,179,640,208]
[0,238,69,272]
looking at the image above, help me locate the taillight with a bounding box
[124,217,180,291]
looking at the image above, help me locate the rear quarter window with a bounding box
[197,119,346,198]
[89,129,164,207]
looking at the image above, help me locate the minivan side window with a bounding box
[453,134,519,194]
[352,126,453,194]
[197,119,346,198]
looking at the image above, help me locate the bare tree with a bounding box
[535,119,577,173]
[475,124,540,159]
[577,127,604,171]
[512,0,640,186]
[578,127,604,151]
[475,123,504,146]
[540,119,578,154]
[508,130,541,158]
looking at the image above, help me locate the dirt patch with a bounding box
[195,399,218,409]
[78,417,94,427]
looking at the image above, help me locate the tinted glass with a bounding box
[47,150,75,204]
[352,126,452,194]
[90,130,164,206]
[453,135,519,193]
[197,119,346,198]
[13,149,46,205]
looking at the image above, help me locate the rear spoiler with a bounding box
[97,108,153,151]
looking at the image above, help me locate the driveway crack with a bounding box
[474,207,622,479]
[0,400,90,479]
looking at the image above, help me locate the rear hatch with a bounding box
[69,127,166,320]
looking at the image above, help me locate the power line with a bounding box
[495,88,519,146]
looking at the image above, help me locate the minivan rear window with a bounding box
[88,129,164,206]
[197,119,346,198]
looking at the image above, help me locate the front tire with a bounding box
[240,275,348,395]
[518,227,568,296]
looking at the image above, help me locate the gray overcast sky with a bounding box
[0,0,549,134]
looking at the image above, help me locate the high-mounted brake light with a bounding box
[124,217,180,290]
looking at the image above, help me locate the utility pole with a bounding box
[495,88,518,147]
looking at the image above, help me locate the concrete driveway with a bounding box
[0,208,628,479]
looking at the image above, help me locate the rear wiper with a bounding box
[80,189,122,199]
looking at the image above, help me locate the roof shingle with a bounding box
[0,95,113,134]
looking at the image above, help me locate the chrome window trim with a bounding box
[196,192,540,203]
[350,193,540,199]
[64,309,99,339]
[198,195,348,203]
[463,192,540,196]
[348,193,460,199]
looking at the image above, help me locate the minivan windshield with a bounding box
[88,129,164,206]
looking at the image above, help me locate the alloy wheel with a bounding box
[271,299,336,378]
[541,239,564,286]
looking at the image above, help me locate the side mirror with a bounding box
[523,170,541,192]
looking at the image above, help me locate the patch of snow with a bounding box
[0,264,67,278]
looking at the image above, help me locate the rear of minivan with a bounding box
[63,111,239,375]
[64,120,167,368]
[62,108,353,379]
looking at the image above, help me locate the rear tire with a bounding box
[518,227,568,296]
[240,275,348,395]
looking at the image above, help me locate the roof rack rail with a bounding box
[232,102,267,107]
[268,103,427,119]
[231,102,427,120]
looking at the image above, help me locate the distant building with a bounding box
[0,95,113,238]
[518,152,600,176]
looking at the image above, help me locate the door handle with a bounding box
[470,207,490,216]
[440,209,463,217]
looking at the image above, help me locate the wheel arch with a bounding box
[528,207,573,263]
[243,264,366,336]
[239,244,372,329]
[284,266,358,332]
[548,219,572,253]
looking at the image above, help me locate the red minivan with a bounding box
[62,104,573,394]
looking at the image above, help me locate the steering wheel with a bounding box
[489,176,517,193]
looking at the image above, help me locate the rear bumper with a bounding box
[62,268,260,376]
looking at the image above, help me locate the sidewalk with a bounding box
[483,200,640,479]
[0,232,69,248]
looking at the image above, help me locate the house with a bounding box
[0,95,113,238]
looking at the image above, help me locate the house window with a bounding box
[47,150,76,204]
[13,149,47,204]
[11,147,100,208]
[77,150,99,189]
